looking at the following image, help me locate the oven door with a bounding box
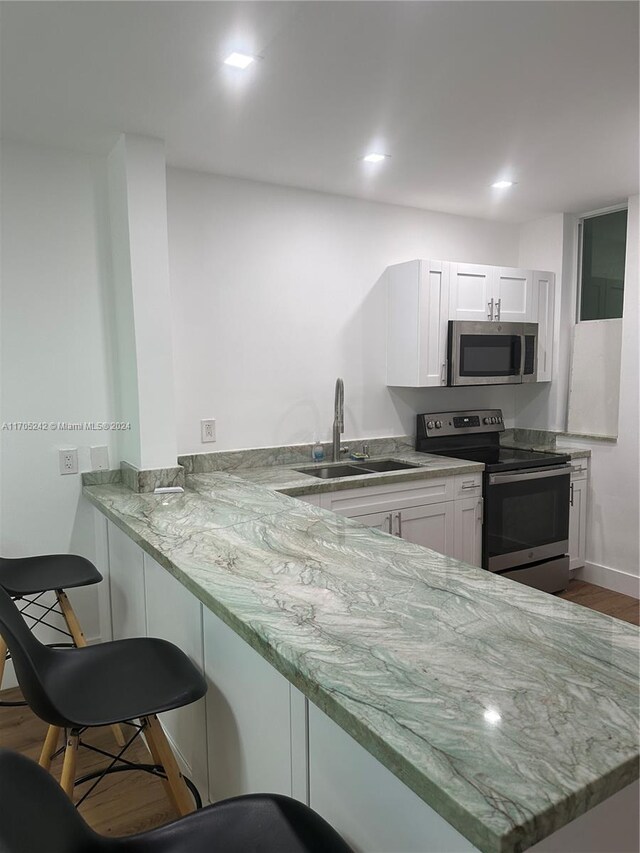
[484,465,571,572]
[448,321,525,386]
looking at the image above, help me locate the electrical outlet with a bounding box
[90,445,109,470]
[201,419,216,443]
[59,448,79,475]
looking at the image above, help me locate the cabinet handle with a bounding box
[461,481,478,490]
[477,498,483,523]
[495,298,501,320]
[487,299,494,320]
[570,483,574,507]
[395,512,402,538]
[386,513,393,534]
[440,362,447,385]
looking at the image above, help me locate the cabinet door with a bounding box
[568,478,587,571]
[418,260,449,386]
[449,263,494,321]
[493,267,534,322]
[107,521,146,640]
[203,606,301,804]
[453,497,483,567]
[395,502,455,556]
[144,554,208,798]
[532,271,555,382]
[350,509,394,535]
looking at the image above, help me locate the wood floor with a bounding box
[0,579,638,840]
[558,579,639,626]
[0,699,177,837]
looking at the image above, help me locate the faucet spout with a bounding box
[332,378,344,462]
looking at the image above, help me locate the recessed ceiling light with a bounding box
[491,180,514,189]
[363,153,389,163]
[224,52,255,70]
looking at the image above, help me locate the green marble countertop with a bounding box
[228,450,483,495]
[84,469,638,853]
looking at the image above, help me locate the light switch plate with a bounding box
[90,445,109,470]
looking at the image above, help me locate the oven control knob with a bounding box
[483,417,491,425]
[435,420,443,429]
[492,417,498,424]
[427,420,435,430]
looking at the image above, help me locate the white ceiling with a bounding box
[1,1,638,222]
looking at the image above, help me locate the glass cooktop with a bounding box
[427,445,570,472]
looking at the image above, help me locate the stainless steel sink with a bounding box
[294,464,367,479]
[294,459,422,479]
[351,459,421,473]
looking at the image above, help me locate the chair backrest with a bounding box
[0,586,68,725]
[0,748,104,853]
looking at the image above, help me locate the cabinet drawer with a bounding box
[570,461,589,481]
[327,477,454,517]
[454,473,482,498]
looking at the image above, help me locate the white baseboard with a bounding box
[577,562,640,599]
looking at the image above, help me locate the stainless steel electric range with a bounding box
[416,409,571,593]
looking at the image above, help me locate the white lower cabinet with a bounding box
[453,497,483,567]
[307,702,477,853]
[568,460,589,570]
[107,521,147,640]
[321,474,482,567]
[393,501,455,553]
[202,605,308,805]
[143,554,208,798]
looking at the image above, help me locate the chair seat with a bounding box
[118,792,354,853]
[44,637,207,728]
[0,555,102,596]
[0,749,353,853]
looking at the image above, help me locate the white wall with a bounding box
[167,168,521,454]
[563,196,639,586]
[0,141,116,640]
[515,202,639,586]
[515,213,568,430]
[107,135,178,470]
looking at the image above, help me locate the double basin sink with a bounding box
[294,459,422,480]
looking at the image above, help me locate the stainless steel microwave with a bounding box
[447,321,538,386]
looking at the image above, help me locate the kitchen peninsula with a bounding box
[83,450,639,853]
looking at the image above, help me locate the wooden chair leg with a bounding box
[60,730,79,799]
[56,590,125,748]
[143,714,195,816]
[0,633,7,691]
[39,725,61,771]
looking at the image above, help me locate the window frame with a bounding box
[576,203,628,323]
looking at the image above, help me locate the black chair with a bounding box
[0,748,353,853]
[0,586,207,816]
[0,553,126,758]
[0,554,102,694]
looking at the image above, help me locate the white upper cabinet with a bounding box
[386,259,556,387]
[450,264,534,322]
[493,267,534,322]
[386,259,449,387]
[532,270,555,382]
[449,263,495,321]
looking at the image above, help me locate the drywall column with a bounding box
[107,134,177,470]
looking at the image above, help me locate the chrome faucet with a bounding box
[332,378,344,462]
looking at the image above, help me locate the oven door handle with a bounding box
[488,464,571,485]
